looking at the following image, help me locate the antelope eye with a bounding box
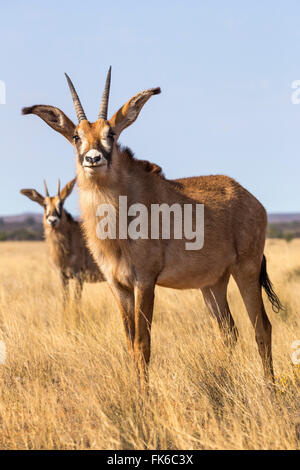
[73,135,80,142]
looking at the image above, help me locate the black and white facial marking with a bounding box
[45,200,62,227]
[72,122,115,175]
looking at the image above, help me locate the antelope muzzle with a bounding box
[47,215,60,227]
[83,149,106,171]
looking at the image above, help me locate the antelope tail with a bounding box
[260,255,283,313]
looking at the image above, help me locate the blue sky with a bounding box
[0,1,300,215]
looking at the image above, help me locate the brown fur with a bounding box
[20,179,104,305]
[22,84,281,383]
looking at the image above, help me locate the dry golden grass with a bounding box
[0,239,299,450]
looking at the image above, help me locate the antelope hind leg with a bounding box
[201,271,238,346]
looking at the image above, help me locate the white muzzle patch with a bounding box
[47,216,59,226]
[83,149,104,169]
[86,149,102,158]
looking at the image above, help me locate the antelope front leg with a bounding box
[109,281,135,353]
[74,275,83,303]
[134,282,155,383]
[60,273,69,308]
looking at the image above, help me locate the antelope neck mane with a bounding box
[63,210,74,224]
[116,146,184,194]
[118,145,165,178]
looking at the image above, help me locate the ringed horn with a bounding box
[64,67,112,122]
[98,66,112,120]
[57,179,61,199]
[64,73,87,122]
[43,180,50,198]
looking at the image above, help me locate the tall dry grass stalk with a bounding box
[0,239,299,449]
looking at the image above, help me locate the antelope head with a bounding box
[20,178,76,229]
[22,68,161,184]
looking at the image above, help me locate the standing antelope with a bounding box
[20,178,104,305]
[22,68,282,383]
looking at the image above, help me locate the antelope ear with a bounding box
[22,105,76,144]
[59,178,76,202]
[109,87,161,138]
[20,189,45,207]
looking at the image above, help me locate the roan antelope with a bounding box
[22,68,282,383]
[20,178,104,305]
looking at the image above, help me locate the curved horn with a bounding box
[65,73,87,122]
[57,179,61,198]
[43,180,49,197]
[98,66,111,120]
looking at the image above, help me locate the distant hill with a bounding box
[3,212,299,224]
[268,213,300,223]
[266,213,300,241]
[0,212,299,241]
[0,213,43,241]
[1,213,43,224]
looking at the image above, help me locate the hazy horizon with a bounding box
[2,210,300,219]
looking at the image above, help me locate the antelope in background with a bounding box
[22,68,282,384]
[20,178,104,305]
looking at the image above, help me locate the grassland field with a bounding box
[0,239,299,450]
